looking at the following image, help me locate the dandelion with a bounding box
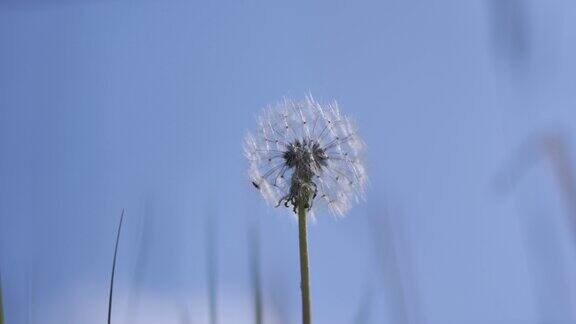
[245,96,366,216]
[244,95,367,324]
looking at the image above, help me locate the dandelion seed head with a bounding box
[244,95,367,216]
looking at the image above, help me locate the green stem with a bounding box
[297,204,312,324]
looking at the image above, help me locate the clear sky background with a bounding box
[2,0,576,323]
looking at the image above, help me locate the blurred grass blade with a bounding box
[206,209,218,324]
[108,209,125,324]
[270,274,291,324]
[369,207,411,324]
[1,271,4,324]
[125,198,154,323]
[352,286,373,324]
[541,135,576,231]
[495,133,576,238]
[248,224,263,324]
[179,305,193,324]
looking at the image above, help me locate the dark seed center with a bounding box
[279,139,328,211]
[283,139,327,172]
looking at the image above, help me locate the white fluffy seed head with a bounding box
[244,95,367,216]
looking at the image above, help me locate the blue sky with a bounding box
[2,0,576,323]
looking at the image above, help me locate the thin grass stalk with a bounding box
[108,209,125,324]
[206,212,218,324]
[249,225,263,324]
[0,271,4,324]
[27,272,32,324]
[297,204,311,324]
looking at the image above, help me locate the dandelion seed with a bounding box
[244,95,367,216]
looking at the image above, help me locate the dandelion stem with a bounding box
[297,203,312,324]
